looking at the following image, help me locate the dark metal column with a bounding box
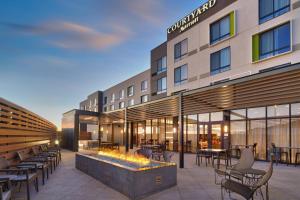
[125,108,129,152]
[130,122,134,149]
[179,93,184,168]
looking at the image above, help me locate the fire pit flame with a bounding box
[98,150,150,166]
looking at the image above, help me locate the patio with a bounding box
[13,150,299,200]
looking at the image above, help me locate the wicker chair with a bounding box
[221,160,273,200]
[214,148,254,185]
[0,178,11,200]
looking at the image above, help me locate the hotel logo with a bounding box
[167,0,217,35]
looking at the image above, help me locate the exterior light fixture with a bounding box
[55,139,60,145]
[224,125,228,133]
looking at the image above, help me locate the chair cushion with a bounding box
[2,190,11,200]
[11,173,37,181]
[222,179,253,199]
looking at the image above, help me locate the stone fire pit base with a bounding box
[75,153,177,200]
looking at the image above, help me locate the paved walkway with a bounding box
[13,150,299,200]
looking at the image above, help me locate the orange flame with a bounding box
[98,149,150,166]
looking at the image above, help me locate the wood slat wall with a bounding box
[0,98,57,160]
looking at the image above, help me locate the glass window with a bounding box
[141,95,148,103]
[259,0,290,24]
[111,93,115,103]
[141,80,148,92]
[103,106,107,112]
[94,98,97,106]
[198,113,210,122]
[291,118,300,162]
[231,109,246,120]
[211,112,223,121]
[119,102,125,109]
[211,47,231,75]
[157,77,167,94]
[248,107,266,119]
[174,39,188,61]
[247,119,267,160]
[230,121,247,146]
[187,115,198,153]
[127,85,134,97]
[104,96,107,105]
[267,104,289,117]
[157,56,167,73]
[128,99,134,106]
[119,90,124,99]
[174,64,188,85]
[210,15,230,44]
[259,22,291,60]
[291,103,300,116]
[110,104,115,111]
[267,118,289,160]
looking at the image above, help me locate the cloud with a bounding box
[1,21,133,50]
[125,0,164,25]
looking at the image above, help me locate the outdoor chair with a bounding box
[271,143,288,165]
[214,148,254,185]
[0,178,11,200]
[221,159,273,200]
[163,151,174,162]
[40,144,61,167]
[0,157,39,200]
[196,149,211,167]
[32,146,56,173]
[17,149,50,185]
[295,151,300,167]
[212,150,231,168]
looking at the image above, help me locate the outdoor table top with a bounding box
[141,144,161,148]
[198,148,227,153]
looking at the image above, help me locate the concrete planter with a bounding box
[75,153,177,200]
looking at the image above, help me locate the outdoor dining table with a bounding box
[197,148,227,167]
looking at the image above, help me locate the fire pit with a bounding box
[76,150,177,200]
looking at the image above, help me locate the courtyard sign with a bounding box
[167,0,217,38]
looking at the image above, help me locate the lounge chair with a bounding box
[0,157,39,200]
[17,150,50,185]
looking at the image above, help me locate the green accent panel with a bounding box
[230,11,235,36]
[252,34,260,62]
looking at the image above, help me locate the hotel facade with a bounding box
[62,0,300,166]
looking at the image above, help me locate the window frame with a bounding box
[259,22,291,60]
[157,77,167,94]
[259,0,290,24]
[174,39,188,62]
[210,47,231,75]
[157,56,167,74]
[127,85,134,97]
[141,95,149,103]
[210,14,231,45]
[119,101,125,109]
[174,64,188,85]
[119,89,124,100]
[141,80,148,92]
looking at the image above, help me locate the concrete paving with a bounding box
[12,150,300,200]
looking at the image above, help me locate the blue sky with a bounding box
[0,0,207,130]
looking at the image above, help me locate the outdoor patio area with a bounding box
[11,150,299,200]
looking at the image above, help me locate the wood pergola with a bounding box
[99,63,300,168]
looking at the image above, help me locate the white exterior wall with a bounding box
[167,0,300,95]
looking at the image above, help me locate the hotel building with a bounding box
[62,0,300,167]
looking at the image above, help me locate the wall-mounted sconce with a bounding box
[173,127,177,134]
